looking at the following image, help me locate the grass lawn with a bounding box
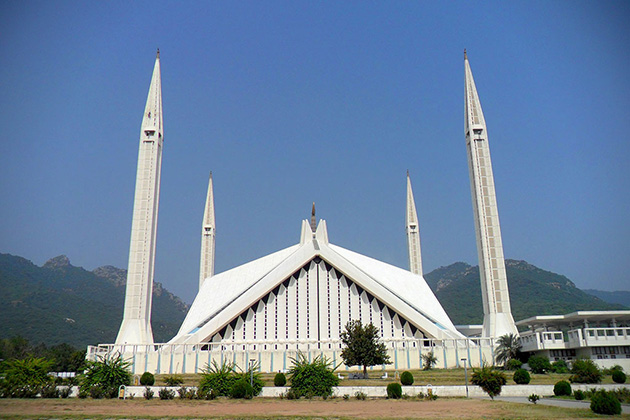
[154,369,619,387]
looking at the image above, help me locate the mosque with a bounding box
[87,51,630,374]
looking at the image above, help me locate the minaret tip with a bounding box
[310,202,316,232]
[464,49,467,60]
[156,48,160,59]
[406,169,410,177]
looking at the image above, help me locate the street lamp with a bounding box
[249,359,256,387]
[461,358,469,398]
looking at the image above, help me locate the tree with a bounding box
[422,351,438,370]
[288,352,339,398]
[494,333,521,367]
[471,364,507,399]
[340,320,391,378]
[80,353,131,398]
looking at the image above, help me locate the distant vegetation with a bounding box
[0,253,189,348]
[424,259,626,325]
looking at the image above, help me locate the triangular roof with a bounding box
[169,221,463,344]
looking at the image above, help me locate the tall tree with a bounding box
[340,320,391,378]
[494,333,521,367]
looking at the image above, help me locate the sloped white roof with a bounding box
[170,221,463,344]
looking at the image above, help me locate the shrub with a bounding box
[553,380,571,396]
[386,382,402,399]
[229,378,254,399]
[177,386,196,399]
[569,359,602,384]
[355,391,367,400]
[425,389,437,400]
[195,388,217,400]
[40,383,60,398]
[143,387,154,400]
[158,387,175,400]
[590,390,622,415]
[89,386,106,399]
[528,394,540,404]
[400,371,414,386]
[199,361,237,396]
[506,359,522,371]
[527,356,551,374]
[470,364,507,399]
[140,372,155,386]
[513,369,530,384]
[288,353,339,398]
[0,357,53,398]
[59,386,71,398]
[612,370,626,384]
[603,364,623,375]
[163,375,183,387]
[422,351,438,370]
[274,372,287,387]
[80,353,131,398]
[573,389,585,400]
[550,360,569,373]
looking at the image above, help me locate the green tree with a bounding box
[471,364,507,399]
[0,357,53,398]
[340,320,391,378]
[494,333,521,367]
[422,351,438,370]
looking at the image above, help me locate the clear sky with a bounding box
[1,1,629,304]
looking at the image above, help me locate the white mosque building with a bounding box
[88,51,629,374]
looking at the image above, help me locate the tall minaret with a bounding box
[406,171,423,276]
[199,172,216,290]
[464,51,517,338]
[116,50,164,345]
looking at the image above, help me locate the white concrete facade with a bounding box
[464,52,517,338]
[115,52,164,345]
[199,172,216,290]
[406,172,423,276]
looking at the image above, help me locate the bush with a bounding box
[158,387,175,400]
[143,387,154,400]
[0,357,53,398]
[506,359,523,371]
[355,391,367,400]
[163,375,183,387]
[528,394,540,404]
[550,360,569,373]
[422,351,438,370]
[569,359,602,384]
[573,389,585,400]
[230,379,254,399]
[603,364,623,375]
[288,353,339,398]
[199,361,237,396]
[89,386,107,399]
[80,353,131,398]
[386,382,402,399]
[59,386,71,398]
[590,390,622,415]
[513,369,530,384]
[527,356,551,374]
[274,372,287,387]
[612,370,626,384]
[553,380,571,396]
[177,386,196,400]
[400,371,414,386]
[40,383,60,398]
[470,364,507,399]
[140,372,155,386]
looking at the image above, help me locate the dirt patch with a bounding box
[0,398,598,419]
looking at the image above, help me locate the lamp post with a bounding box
[461,358,469,398]
[250,359,256,387]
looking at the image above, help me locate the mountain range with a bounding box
[0,253,189,348]
[0,253,626,347]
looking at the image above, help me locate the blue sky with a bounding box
[1,1,629,304]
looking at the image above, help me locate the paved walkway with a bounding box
[490,396,630,414]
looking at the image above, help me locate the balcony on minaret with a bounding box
[143,130,156,142]
[203,225,213,236]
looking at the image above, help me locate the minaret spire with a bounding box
[406,171,423,276]
[310,202,317,232]
[199,172,216,289]
[464,53,517,338]
[116,52,164,345]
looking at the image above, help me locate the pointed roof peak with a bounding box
[406,169,410,178]
[464,49,467,60]
[156,48,160,59]
[310,202,317,232]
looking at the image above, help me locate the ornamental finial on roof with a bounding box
[156,48,160,59]
[311,202,316,232]
[464,49,467,60]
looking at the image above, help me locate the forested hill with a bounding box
[0,253,189,348]
[424,259,627,325]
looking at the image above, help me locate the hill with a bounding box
[583,289,630,308]
[0,253,189,348]
[424,260,627,325]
